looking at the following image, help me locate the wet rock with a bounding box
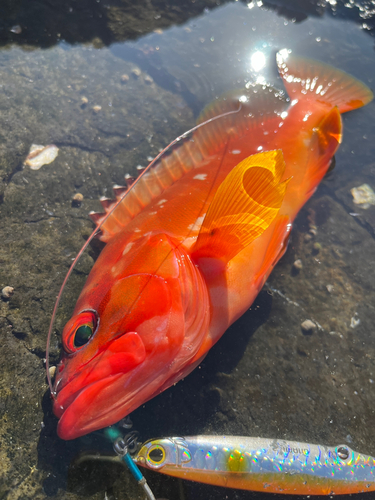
[0,0,226,49]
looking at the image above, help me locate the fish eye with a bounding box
[147,445,165,465]
[64,310,98,353]
[74,324,93,347]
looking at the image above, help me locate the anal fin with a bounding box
[191,150,289,266]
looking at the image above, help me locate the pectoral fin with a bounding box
[191,150,289,265]
[303,106,342,196]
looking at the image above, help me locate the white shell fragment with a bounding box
[2,286,14,299]
[24,144,59,170]
[350,316,361,328]
[350,183,375,209]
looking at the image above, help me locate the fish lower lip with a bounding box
[55,373,126,440]
[53,384,86,418]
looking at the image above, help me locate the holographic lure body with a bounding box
[135,435,375,495]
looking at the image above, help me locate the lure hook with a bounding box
[106,426,157,500]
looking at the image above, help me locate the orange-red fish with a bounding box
[52,51,373,440]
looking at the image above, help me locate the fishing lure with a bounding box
[48,50,373,440]
[135,435,375,495]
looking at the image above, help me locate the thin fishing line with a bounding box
[46,104,241,397]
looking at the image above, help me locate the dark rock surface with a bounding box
[0,1,374,50]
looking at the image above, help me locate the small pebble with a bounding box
[350,316,360,328]
[144,75,153,85]
[10,25,22,34]
[2,286,14,299]
[80,96,88,108]
[72,193,84,208]
[292,259,303,271]
[304,233,312,242]
[48,366,56,379]
[313,242,322,252]
[131,68,141,78]
[92,105,102,113]
[301,319,316,335]
[326,284,334,293]
[121,74,129,83]
[309,227,317,236]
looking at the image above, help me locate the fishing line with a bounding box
[45,104,242,398]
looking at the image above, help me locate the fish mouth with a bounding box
[54,372,126,440]
[53,381,86,419]
[53,331,147,439]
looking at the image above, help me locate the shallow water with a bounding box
[0,1,375,499]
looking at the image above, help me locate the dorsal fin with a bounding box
[276,50,373,113]
[92,86,288,242]
[191,150,289,266]
[196,84,288,132]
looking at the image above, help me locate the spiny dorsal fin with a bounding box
[276,50,373,113]
[91,87,288,243]
[191,150,289,266]
[196,84,288,143]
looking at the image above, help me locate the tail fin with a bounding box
[276,50,373,113]
[191,150,289,266]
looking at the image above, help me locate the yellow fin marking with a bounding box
[192,150,289,264]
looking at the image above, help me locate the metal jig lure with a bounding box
[134,435,375,496]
